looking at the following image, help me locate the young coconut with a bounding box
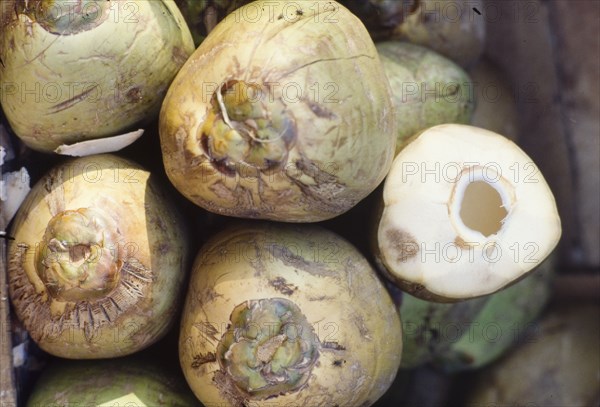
[377,41,474,152]
[7,154,189,359]
[396,288,487,369]
[398,255,555,371]
[436,259,554,371]
[0,0,195,153]
[394,0,486,68]
[373,124,561,301]
[179,222,402,407]
[340,0,486,68]
[25,356,200,406]
[159,0,397,222]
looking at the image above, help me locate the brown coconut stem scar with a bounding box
[35,208,122,302]
[450,167,512,241]
[200,80,296,174]
[216,298,319,399]
[216,85,289,145]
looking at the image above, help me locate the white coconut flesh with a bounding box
[378,124,562,300]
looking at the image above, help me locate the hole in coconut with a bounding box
[459,181,508,237]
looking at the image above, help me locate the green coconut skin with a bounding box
[25,357,200,406]
[467,304,600,407]
[398,256,555,371]
[0,0,195,152]
[398,289,487,369]
[377,41,474,153]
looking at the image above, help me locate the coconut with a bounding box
[392,0,486,68]
[25,356,200,406]
[7,154,189,358]
[179,222,402,406]
[159,0,397,222]
[339,0,486,68]
[373,124,561,301]
[398,255,555,371]
[0,0,195,153]
[377,41,474,151]
[398,290,487,369]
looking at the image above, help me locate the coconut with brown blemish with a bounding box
[159,0,397,222]
[0,0,194,153]
[179,222,402,406]
[7,154,189,358]
[373,124,561,301]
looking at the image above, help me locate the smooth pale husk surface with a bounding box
[7,154,188,358]
[160,0,396,222]
[179,222,402,407]
[376,124,561,301]
[0,0,194,152]
[377,41,474,150]
[26,357,200,406]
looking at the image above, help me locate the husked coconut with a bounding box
[373,124,561,301]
